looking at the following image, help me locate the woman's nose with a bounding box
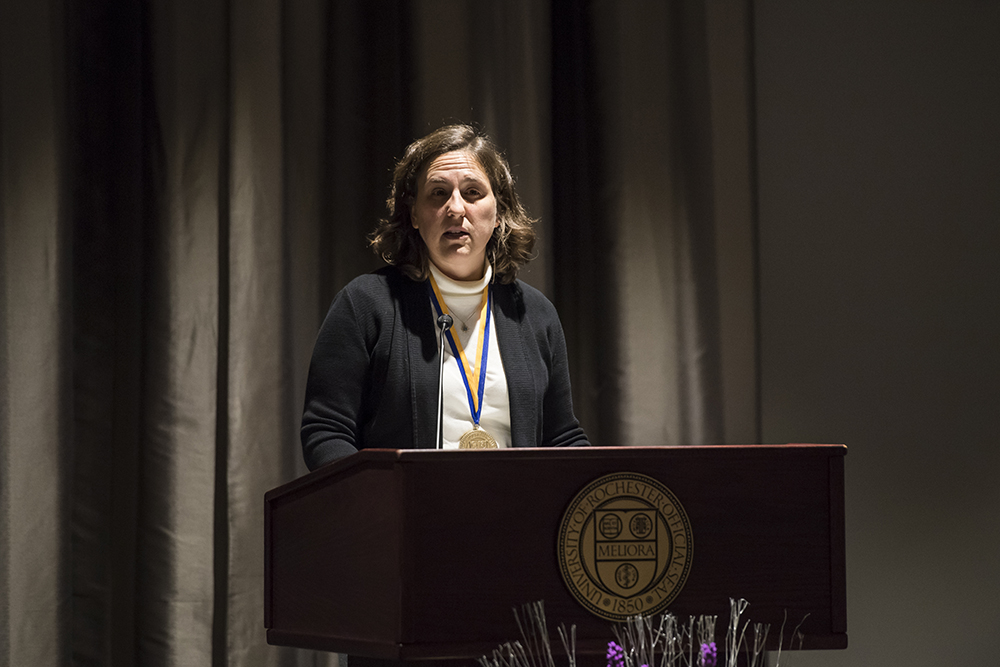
[445,190,465,217]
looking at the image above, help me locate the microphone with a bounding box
[435,314,454,449]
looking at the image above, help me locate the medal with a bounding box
[429,275,495,447]
[459,424,498,449]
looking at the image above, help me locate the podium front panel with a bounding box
[265,445,847,660]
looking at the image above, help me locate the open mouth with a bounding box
[443,230,469,239]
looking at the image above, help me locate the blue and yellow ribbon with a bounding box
[428,275,492,426]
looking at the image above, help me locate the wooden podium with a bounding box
[264,445,847,661]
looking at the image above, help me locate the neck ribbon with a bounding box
[428,274,492,426]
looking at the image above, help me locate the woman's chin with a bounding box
[432,252,486,281]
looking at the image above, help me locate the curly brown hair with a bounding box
[369,124,536,284]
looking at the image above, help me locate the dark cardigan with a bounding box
[301,266,589,470]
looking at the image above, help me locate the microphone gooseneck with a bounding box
[435,314,454,449]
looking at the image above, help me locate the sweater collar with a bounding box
[428,261,493,298]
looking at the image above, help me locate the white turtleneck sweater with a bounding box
[429,262,512,449]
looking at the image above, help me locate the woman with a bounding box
[301,124,589,470]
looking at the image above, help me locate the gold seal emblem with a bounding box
[557,472,693,621]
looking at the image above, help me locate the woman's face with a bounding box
[411,150,498,281]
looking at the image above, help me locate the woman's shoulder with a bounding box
[340,265,419,299]
[510,277,554,305]
[325,266,418,321]
[496,277,559,325]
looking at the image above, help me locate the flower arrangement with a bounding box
[479,600,807,667]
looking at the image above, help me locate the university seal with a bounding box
[556,472,693,622]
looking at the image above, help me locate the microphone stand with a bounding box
[435,314,453,449]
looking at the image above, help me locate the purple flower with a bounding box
[606,641,625,667]
[699,641,717,667]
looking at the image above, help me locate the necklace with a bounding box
[450,308,479,332]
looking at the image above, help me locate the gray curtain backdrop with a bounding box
[0,0,755,665]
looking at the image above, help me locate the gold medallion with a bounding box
[458,427,498,449]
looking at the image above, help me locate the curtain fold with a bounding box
[225,0,291,663]
[1,1,72,665]
[68,1,145,662]
[553,0,724,447]
[135,0,226,663]
[0,1,750,664]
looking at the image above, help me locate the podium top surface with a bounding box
[266,443,846,501]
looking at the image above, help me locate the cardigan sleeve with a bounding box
[509,281,590,448]
[300,283,373,469]
[540,306,590,448]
